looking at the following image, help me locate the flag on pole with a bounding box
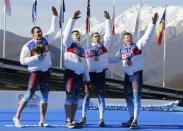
[86,0,90,34]
[112,0,115,36]
[156,8,166,45]
[3,0,11,16]
[134,0,141,36]
[59,0,65,28]
[134,9,140,35]
[32,0,37,24]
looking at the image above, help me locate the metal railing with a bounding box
[1,57,183,99]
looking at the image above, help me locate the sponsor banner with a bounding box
[0,91,66,109]
[0,91,125,110]
[0,91,176,110]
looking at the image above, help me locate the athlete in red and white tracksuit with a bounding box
[63,10,90,128]
[109,13,158,129]
[13,7,59,128]
[79,11,112,127]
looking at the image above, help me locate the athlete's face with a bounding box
[123,34,133,45]
[72,32,80,42]
[32,28,43,40]
[92,33,100,43]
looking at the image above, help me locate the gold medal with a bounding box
[78,57,82,62]
[127,60,132,66]
[94,56,99,61]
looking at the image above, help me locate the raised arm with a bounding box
[63,10,81,48]
[136,13,158,49]
[103,11,112,47]
[44,6,59,43]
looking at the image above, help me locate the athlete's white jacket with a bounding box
[20,15,59,72]
[63,18,90,82]
[85,19,112,73]
[109,23,155,75]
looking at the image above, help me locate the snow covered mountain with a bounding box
[76,17,102,35]
[78,5,183,37]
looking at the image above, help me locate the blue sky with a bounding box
[0,0,182,37]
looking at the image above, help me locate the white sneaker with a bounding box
[13,117,22,128]
[39,121,49,127]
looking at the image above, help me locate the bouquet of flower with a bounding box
[33,40,45,54]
